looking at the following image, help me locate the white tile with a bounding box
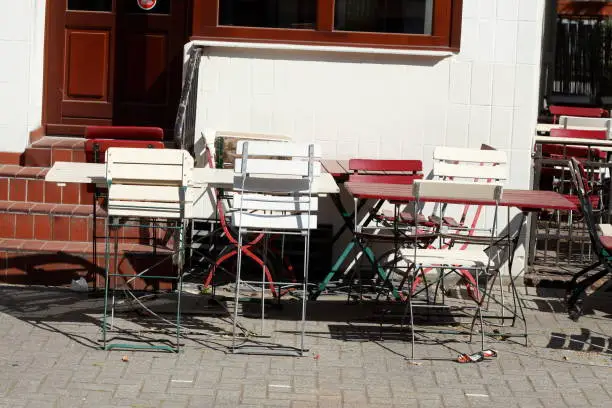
[514,64,537,108]
[516,21,539,64]
[0,41,29,83]
[477,19,496,62]
[468,105,492,148]
[497,0,519,21]
[336,140,359,160]
[250,94,273,132]
[492,64,516,107]
[470,63,493,105]
[478,0,496,19]
[457,18,479,61]
[205,91,230,131]
[0,125,27,152]
[315,140,337,159]
[490,106,514,149]
[462,0,479,19]
[449,61,472,104]
[509,149,532,189]
[446,104,470,147]
[251,59,274,94]
[494,20,518,64]
[198,59,220,93]
[518,0,541,21]
[0,0,30,42]
[358,141,380,159]
[512,107,536,151]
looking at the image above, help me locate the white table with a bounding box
[46,162,339,219]
[45,162,339,194]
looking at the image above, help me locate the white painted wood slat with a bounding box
[232,213,317,230]
[108,185,191,202]
[233,194,318,211]
[237,141,321,157]
[414,180,503,202]
[433,146,508,164]
[234,159,321,177]
[433,162,508,180]
[107,148,193,166]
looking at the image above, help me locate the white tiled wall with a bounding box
[193,0,546,275]
[0,0,46,153]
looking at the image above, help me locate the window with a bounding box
[193,0,463,51]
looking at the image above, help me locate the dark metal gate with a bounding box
[553,16,612,105]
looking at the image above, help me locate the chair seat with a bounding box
[398,248,496,268]
[597,224,612,236]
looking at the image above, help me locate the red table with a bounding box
[344,182,577,211]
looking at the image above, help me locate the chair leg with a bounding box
[231,232,244,353]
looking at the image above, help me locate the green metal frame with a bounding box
[101,184,187,353]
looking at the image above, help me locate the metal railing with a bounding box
[174,46,203,155]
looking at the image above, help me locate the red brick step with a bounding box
[23,136,86,167]
[0,164,93,205]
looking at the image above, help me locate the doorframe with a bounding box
[41,0,194,137]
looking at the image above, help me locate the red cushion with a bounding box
[85,139,165,163]
[85,126,164,141]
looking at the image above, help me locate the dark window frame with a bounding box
[192,0,463,51]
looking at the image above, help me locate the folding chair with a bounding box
[401,179,503,359]
[84,126,165,286]
[101,147,193,352]
[538,128,607,265]
[567,158,612,320]
[230,140,320,356]
[404,146,508,303]
[343,159,426,299]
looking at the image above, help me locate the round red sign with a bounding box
[137,0,157,10]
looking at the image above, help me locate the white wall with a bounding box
[0,0,46,153]
[191,0,546,276]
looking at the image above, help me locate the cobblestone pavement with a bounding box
[0,284,610,408]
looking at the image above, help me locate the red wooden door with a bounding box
[114,0,189,134]
[44,0,189,137]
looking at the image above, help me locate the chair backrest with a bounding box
[550,106,608,123]
[231,141,320,230]
[568,158,605,256]
[105,148,194,219]
[559,116,612,132]
[348,159,423,184]
[413,180,503,204]
[549,128,607,140]
[433,146,508,181]
[85,139,165,163]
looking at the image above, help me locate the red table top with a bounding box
[344,182,577,211]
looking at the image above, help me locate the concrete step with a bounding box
[0,238,175,289]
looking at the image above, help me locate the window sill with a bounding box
[187,39,457,58]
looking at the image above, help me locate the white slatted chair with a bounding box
[230,140,320,356]
[415,147,509,289]
[559,115,612,135]
[401,179,503,359]
[102,147,194,352]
